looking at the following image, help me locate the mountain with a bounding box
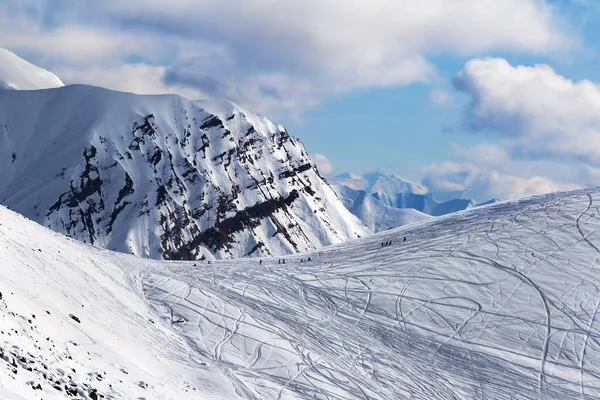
[334,184,431,232]
[0,84,369,260]
[330,171,428,205]
[389,192,478,215]
[0,48,64,90]
[331,172,497,230]
[2,187,600,399]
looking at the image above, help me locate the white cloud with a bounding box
[313,154,334,176]
[423,161,578,200]
[55,64,205,100]
[454,57,600,164]
[0,0,574,117]
[431,56,600,199]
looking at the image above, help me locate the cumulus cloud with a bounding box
[454,57,600,164]
[55,64,205,99]
[423,161,578,201]
[313,154,335,176]
[430,57,600,200]
[0,0,573,117]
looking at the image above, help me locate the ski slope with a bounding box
[3,188,600,398]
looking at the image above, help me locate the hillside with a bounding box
[2,188,600,398]
[0,85,369,260]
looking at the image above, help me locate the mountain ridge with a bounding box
[0,83,369,260]
[331,171,497,231]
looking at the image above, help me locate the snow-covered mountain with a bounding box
[0,48,64,90]
[331,171,428,205]
[3,187,600,399]
[334,184,431,232]
[389,192,478,215]
[0,84,369,260]
[331,171,497,230]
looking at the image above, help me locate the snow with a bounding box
[0,48,64,90]
[332,175,498,228]
[3,187,600,398]
[330,171,428,202]
[0,84,369,260]
[332,183,431,232]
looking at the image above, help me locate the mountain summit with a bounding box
[0,85,369,259]
[330,171,428,205]
[0,48,64,90]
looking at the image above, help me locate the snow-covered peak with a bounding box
[331,171,428,200]
[330,171,428,209]
[0,84,369,260]
[333,184,432,232]
[0,48,64,90]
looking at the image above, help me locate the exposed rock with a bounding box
[0,86,369,260]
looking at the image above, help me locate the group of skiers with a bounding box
[381,237,407,248]
[258,257,312,265]
[203,237,408,266]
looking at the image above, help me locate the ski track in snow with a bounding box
[4,189,600,398]
[126,189,600,399]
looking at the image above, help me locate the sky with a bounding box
[2,0,600,201]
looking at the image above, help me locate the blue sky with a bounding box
[2,0,600,200]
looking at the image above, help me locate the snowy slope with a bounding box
[0,48,64,90]
[0,206,236,400]
[333,184,431,231]
[0,84,369,260]
[4,188,600,398]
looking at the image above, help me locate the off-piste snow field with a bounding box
[2,188,600,399]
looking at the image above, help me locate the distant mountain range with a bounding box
[330,172,497,232]
[332,184,432,232]
[0,49,369,260]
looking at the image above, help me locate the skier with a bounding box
[403,237,406,242]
